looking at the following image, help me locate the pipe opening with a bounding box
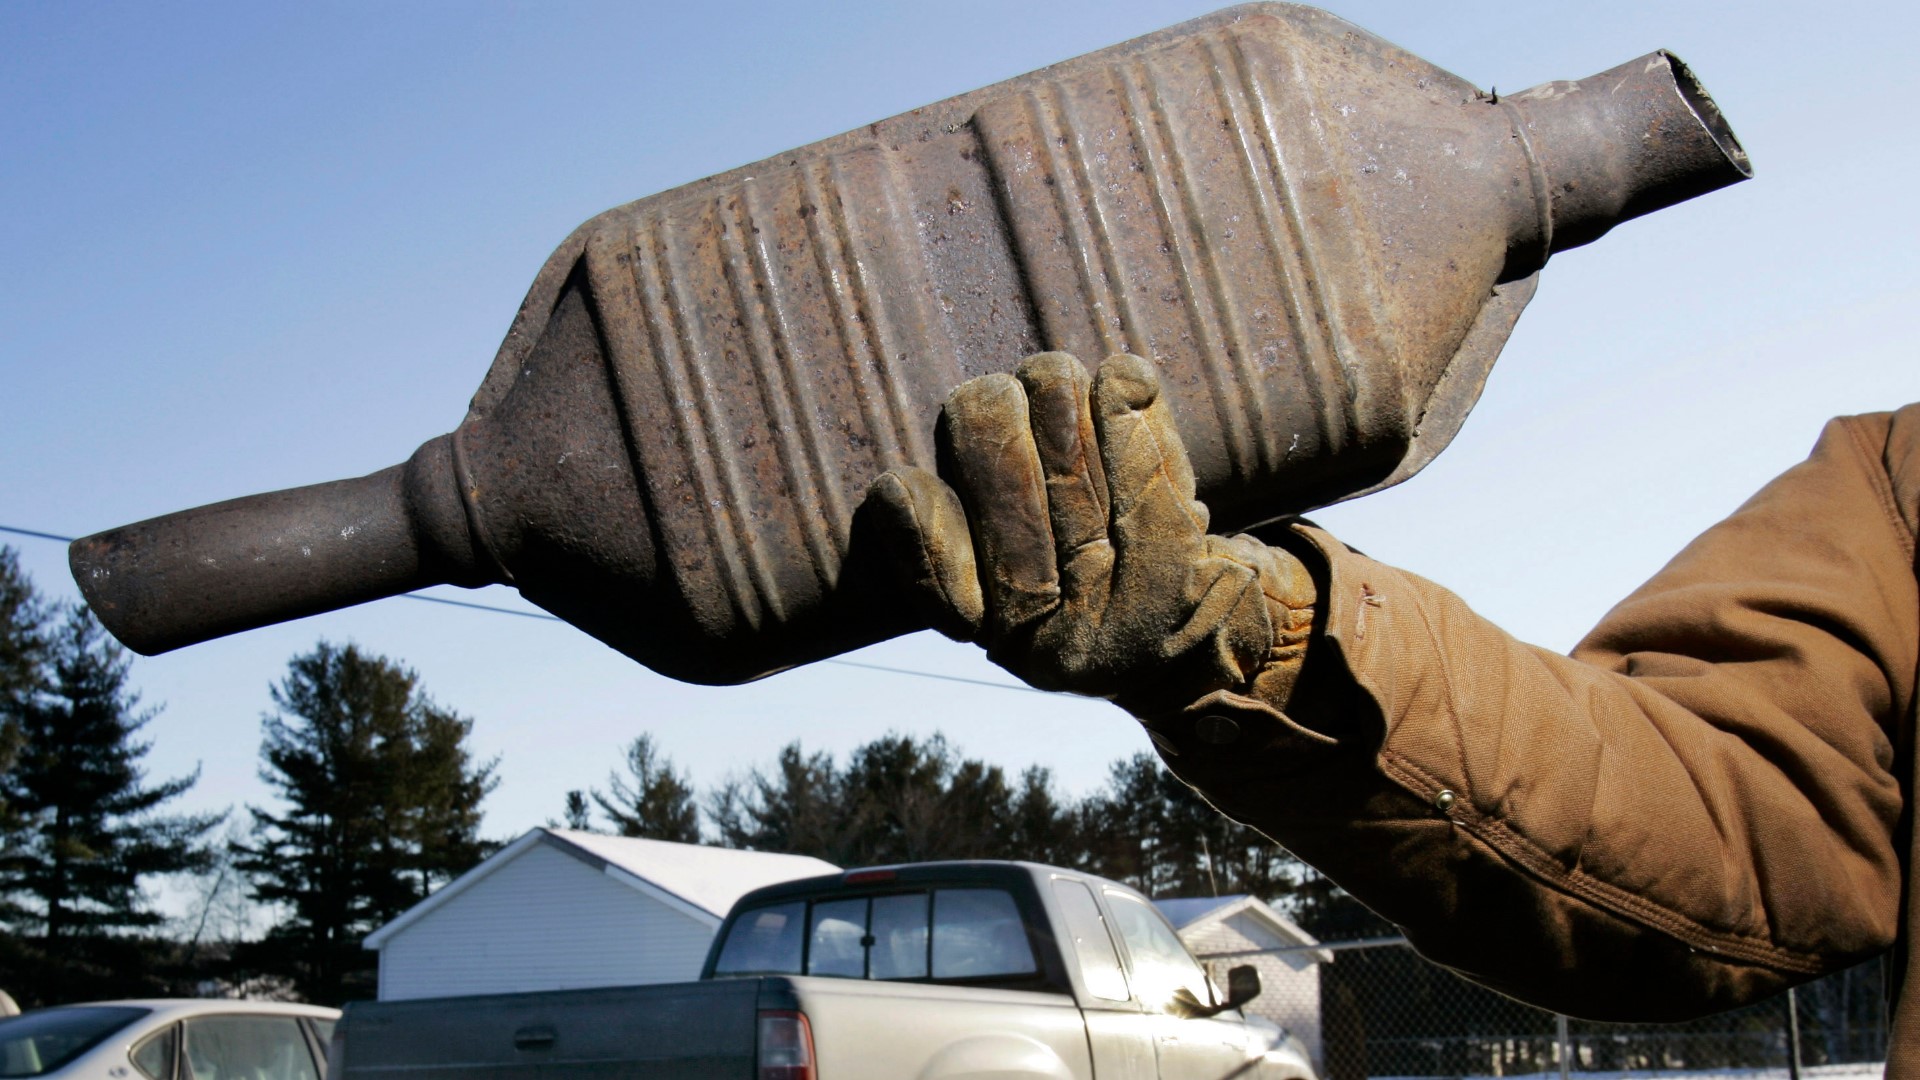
[1664,51,1752,179]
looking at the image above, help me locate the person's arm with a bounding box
[1184,403,1918,1019]
[872,353,1919,1020]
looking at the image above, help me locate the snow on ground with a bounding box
[1377,1065,1883,1080]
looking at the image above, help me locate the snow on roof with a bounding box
[551,829,839,919]
[1156,894,1251,930]
[1154,894,1323,956]
[365,828,839,949]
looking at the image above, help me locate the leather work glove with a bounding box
[867,352,1317,719]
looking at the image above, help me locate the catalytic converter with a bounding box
[70,4,1750,684]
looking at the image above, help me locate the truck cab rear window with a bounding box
[712,900,806,975]
[715,888,1035,983]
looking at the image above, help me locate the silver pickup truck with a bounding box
[329,860,1318,1080]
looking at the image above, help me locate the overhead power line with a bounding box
[820,658,1059,696]
[0,524,78,545]
[0,523,1057,698]
[402,593,564,621]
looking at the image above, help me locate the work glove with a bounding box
[867,352,1317,719]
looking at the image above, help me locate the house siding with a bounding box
[1182,911,1325,1070]
[378,842,717,1000]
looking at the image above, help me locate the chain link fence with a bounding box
[1200,937,1886,1080]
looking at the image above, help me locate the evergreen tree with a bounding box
[559,790,594,831]
[0,548,46,925]
[702,733,1315,907]
[0,547,44,720]
[709,742,847,860]
[0,604,222,941]
[401,699,498,891]
[591,734,700,842]
[709,733,1083,867]
[839,733,971,863]
[1078,752,1174,894]
[1005,765,1084,868]
[236,642,497,1004]
[1079,752,1312,903]
[842,733,1057,863]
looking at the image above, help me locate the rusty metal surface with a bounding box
[70,3,1750,684]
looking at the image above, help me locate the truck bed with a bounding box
[332,979,760,1079]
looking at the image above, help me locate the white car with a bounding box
[0,999,339,1079]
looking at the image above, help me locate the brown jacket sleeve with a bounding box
[1147,407,1920,1021]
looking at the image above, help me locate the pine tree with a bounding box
[0,603,222,939]
[0,547,44,720]
[709,742,848,860]
[1078,752,1313,903]
[840,733,966,863]
[1077,753,1171,894]
[0,596,223,1010]
[0,548,45,925]
[839,733,1039,863]
[236,641,497,1004]
[1005,765,1084,868]
[559,790,594,831]
[701,734,1309,903]
[401,698,498,891]
[708,733,1083,867]
[591,734,700,842]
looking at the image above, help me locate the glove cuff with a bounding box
[1218,532,1317,708]
[1108,533,1317,718]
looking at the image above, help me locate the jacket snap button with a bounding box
[1434,789,1457,812]
[1194,714,1240,745]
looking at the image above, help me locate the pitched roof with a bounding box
[1153,894,1329,961]
[365,828,838,949]
[552,829,840,918]
[1156,894,1253,930]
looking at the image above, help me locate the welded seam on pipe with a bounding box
[1498,98,1556,275]
[449,425,514,584]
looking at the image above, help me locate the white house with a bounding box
[1157,895,1331,1069]
[364,828,839,1001]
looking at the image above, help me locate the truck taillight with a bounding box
[757,1010,816,1080]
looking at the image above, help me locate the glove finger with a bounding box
[1014,352,1113,610]
[866,467,985,640]
[1090,354,1210,569]
[942,373,1062,636]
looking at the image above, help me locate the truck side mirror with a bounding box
[1225,965,1262,1009]
[1170,964,1263,1019]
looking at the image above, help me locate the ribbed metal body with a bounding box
[71,4,1748,684]
[457,4,1544,675]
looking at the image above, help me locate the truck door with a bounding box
[1103,891,1254,1080]
[1051,877,1156,1080]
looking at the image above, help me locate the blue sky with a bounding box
[3,0,1917,848]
